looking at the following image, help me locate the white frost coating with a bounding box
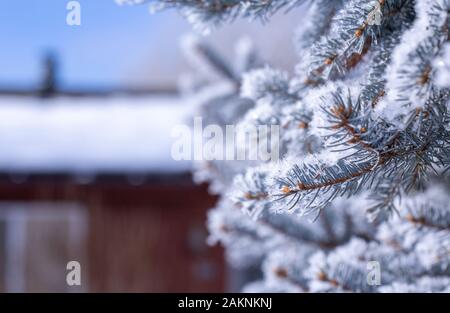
[379,277,450,293]
[241,66,290,102]
[434,42,450,88]
[376,0,448,126]
[416,232,450,270]
[187,81,236,112]
[307,82,359,138]
[261,245,313,291]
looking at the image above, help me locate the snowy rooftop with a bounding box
[0,96,191,174]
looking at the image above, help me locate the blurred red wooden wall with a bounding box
[0,173,224,292]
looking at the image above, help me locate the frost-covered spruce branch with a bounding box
[303,185,450,292]
[179,35,259,193]
[124,0,450,292]
[292,0,416,91]
[116,0,304,32]
[273,88,450,216]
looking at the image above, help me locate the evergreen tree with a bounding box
[119,0,450,292]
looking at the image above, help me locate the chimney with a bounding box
[39,52,58,97]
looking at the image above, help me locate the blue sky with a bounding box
[0,0,187,88]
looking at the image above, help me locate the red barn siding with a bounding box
[0,175,224,292]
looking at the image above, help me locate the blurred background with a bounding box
[0,0,301,292]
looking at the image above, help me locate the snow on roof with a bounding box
[0,96,191,173]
